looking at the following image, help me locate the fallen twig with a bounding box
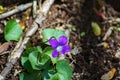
[0,51,10,56]
[33,0,37,18]
[0,3,32,19]
[0,0,55,80]
[103,27,113,41]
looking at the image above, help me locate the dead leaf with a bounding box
[101,68,116,80]
[0,42,12,53]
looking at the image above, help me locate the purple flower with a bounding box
[48,36,70,58]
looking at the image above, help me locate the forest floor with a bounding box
[0,0,120,80]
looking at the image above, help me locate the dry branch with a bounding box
[33,0,37,18]
[0,0,55,80]
[0,3,32,19]
[103,27,113,41]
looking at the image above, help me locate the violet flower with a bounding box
[48,36,70,58]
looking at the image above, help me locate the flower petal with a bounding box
[49,38,59,48]
[59,36,68,45]
[52,50,58,58]
[61,45,70,54]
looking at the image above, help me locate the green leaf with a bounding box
[19,72,34,80]
[21,47,42,72]
[28,51,41,70]
[56,60,73,80]
[21,56,33,72]
[42,66,56,80]
[43,47,58,64]
[31,71,42,80]
[21,47,38,73]
[28,51,50,70]
[57,73,66,80]
[19,71,42,80]
[49,73,60,80]
[113,26,120,32]
[4,20,22,41]
[91,22,101,36]
[39,54,51,69]
[49,73,59,80]
[37,46,42,53]
[80,32,86,37]
[41,28,66,44]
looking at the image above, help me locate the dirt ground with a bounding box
[0,0,120,80]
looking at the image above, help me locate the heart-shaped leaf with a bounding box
[21,47,39,73]
[41,28,66,44]
[4,20,22,41]
[56,60,73,80]
[28,51,50,70]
